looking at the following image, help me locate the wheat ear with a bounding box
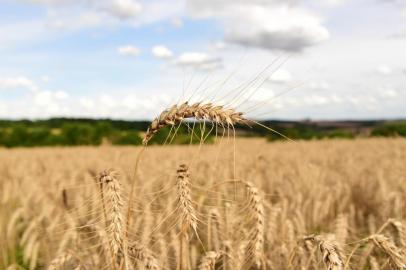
[176,164,198,270]
[198,251,223,270]
[207,208,222,251]
[367,234,406,269]
[243,181,264,269]
[176,164,198,233]
[143,102,249,145]
[334,214,349,246]
[128,242,160,270]
[388,219,406,249]
[47,253,72,270]
[99,169,128,269]
[304,234,345,270]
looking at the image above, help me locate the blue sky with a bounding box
[0,0,405,120]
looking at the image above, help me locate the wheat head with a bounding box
[143,102,249,145]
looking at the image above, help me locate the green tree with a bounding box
[61,124,100,145]
[112,131,142,145]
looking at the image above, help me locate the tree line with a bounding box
[0,118,405,147]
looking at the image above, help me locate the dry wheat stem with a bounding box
[143,102,249,145]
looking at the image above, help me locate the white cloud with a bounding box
[79,97,95,110]
[269,69,293,83]
[225,5,329,52]
[0,100,7,116]
[99,94,117,107]
[55,90,69,99]
[17,0,72,5]
[211,41,227,50]
[187,1,329,52]
[175,52,222,70]
[0,76,38,91]
[33,90,69,107]
[303,94,329,106]
[46,10,105,30]
[152,45,174,59]
[319,0,346,6]
[41,75,51,83]
[308,81,331,91]
[34,90,54,107]
[105,0,142,19]
[118,45,140,56]
[375,65,392,75]
[170,18,183,27]
[379,87,397,98]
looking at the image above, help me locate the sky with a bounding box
[0,0,406,120]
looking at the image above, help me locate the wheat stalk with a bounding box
[207,208,222,251]
[143,102,249,145]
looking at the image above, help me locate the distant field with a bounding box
[1,138,405,269]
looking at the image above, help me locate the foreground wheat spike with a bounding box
[176,164,198,233]
[367,234,406,269]
[304,234,345,270]
[99,169,128,268]
[176,164,198,270]
[388,219,406,248]
[243,181,265,269]
[128,242,160,270]
[143,102,249,145]
[198,251,223,270]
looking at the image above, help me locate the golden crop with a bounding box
[0,138,405,270]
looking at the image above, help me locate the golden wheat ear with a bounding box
[98,169,129,269]
[304,234,345,270]
[197,251,223,270]
[142,102,250,145]
[367,234,406,269]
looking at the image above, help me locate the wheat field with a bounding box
[1,136,405,270]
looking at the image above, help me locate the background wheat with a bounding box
[0,138,405,270]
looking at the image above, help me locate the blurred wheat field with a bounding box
[1,138,405,270]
